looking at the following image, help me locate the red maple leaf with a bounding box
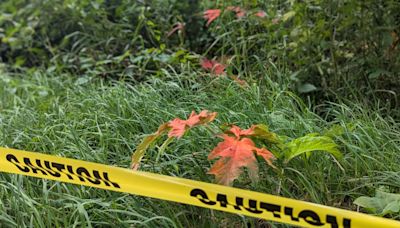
[168,110,217,138]
[204,9,221,27]
[200,58,215,70]
[208,126,275,186]
[208,135,257,185]
[200,58,226,75]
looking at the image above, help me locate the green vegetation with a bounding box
[354,187,400,216]
[0,0,399,227]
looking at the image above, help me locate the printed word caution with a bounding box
[6,153,120,189]
[190,188,351,228]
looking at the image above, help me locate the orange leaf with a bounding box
[168,119,187,138]
[208,135,257,185]
[254,147,275,168]
[200,58,214,70]
[204,9,221,27]
[208,125,276,185]
[168,110,217,138]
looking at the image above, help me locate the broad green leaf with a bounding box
[354,188,400,216]
[284,133,342,163]
[382,201,400,215]
[368,69,390,79]
[353,196,385,213]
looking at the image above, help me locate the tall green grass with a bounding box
[0,69,399,227]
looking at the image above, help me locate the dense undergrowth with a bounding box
[0,0,399,227]
[1,0,399,110]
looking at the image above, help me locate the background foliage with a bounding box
[0,0,399,227]
[1,0,399,112]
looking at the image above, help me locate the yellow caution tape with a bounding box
[0,147,399,228]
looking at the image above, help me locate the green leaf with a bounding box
[251,124,282,144]
[284,133,342,163]
[382,201,400,215]
[297,83,317,93]
[368,69,390,80]
[354,188,400,216]
[354,196,384,213]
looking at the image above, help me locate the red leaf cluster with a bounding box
[204,9,221,27]
[168,110,217,138]
[208,125,275,186]
[203,6,246,27]
[200,58,226,75]
[203,7,268,27]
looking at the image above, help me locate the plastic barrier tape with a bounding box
[0,147,399,228]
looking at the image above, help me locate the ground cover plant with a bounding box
[0,0,399,227]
